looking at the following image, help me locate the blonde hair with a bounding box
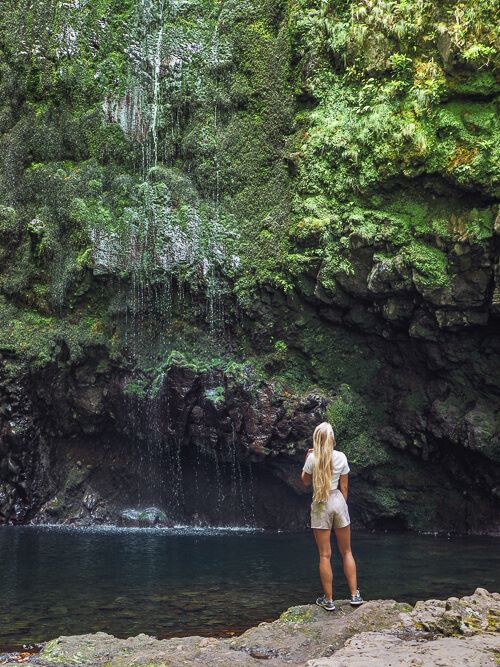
[312,422,335,503]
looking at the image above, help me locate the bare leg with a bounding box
[334,524,357,595]
[313,528,333,600]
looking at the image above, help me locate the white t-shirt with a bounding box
[302,450,350,490]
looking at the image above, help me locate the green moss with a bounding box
[3,0,495,314]
[284,0,499,295]
[0,206,18,236]
[270,349,316,395]
[204,386,225,404]
[450,71,500,96]
[63,465,87,493]
[123,380,148,400]
[299,314,381,392]
[371,487,404,515]
[0,297,107,366]
[326,384,392,468]
[40,639,68,664]
[403,242,450,288]
[279,606,315,624]
[488,613,500,632]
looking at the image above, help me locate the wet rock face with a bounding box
[0,350,326,528]
[0,0,499,534]
[3,589,498,667]
[1,316,500,531]
[314,231,498,337]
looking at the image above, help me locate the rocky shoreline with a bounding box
[1,588,498,666]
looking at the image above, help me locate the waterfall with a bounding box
[115,1,226,342]
[206,17,222,334]
[149,7,164,170]
[89,0,254,526]
[93,0,232,347]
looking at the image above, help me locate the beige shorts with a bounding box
[310,489,351,529]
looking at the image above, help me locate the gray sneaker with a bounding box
[316,595,336,611]
[350,590,364,606]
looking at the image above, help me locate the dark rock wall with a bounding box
[0,0,499,531]
[1,310,498,530]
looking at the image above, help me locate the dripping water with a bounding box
[89,0,247,526]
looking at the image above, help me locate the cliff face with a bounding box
[0,0,499,531]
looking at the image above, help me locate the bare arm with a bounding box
[301,470,312,487]
[301,448,313,487]
[339,473,348,501]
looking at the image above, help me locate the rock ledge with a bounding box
[2,589,498,666]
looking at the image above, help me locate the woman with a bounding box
[301,422,363,611]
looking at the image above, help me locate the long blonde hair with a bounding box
[312,422,335,503]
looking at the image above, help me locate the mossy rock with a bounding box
[279,605,316,624]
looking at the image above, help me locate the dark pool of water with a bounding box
[1,525,499,651]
